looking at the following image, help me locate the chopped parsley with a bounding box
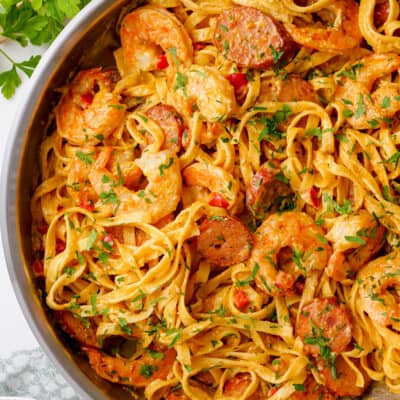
[159,157,174,176]
[76,150,95,165]
[173,72,188,97]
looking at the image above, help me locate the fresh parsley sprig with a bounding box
[0,0,90,99]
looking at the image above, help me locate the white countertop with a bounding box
[0,41,47,356]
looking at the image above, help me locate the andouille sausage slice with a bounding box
[145,104,184,152]
[319,356,371,397]
[197,216,253,267]
[296,297,352,357]
[258,75,320,103]
[55,310,100,348]
[246,164,293,219]
[213,6,296,69]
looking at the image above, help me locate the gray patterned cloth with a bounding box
[0,348,80,399]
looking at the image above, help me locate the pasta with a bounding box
[30,0,400,398]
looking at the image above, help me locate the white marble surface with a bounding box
[0,41,47,356]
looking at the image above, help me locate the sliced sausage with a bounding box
[55,310,100,348]
[289,376,335,400]
[246,164,293,219]
[146,104,184,152]
[258,75,319,103]
[296,297,352,357]
[213,6,295,69]
[197,216,253,267]
[319,356,371,397]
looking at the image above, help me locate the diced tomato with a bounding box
[374,1,389,27]
[32,259,44,277]
[194,42,206,51]
[81,93,94,106]
[309,186,320,208]
[56,239,66,254]
[79,199,95,212]
[226,72,248,91]
[57,205,64,212]
[208,192,229,209]
[37,221,48,235]
[234,289,250,309]
[156,54,169,70]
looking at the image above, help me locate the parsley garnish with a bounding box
[0,0,89,99]
[337,62,363,80]
[236,263,259,287]
[257,105,291,142]
[159,158,174,176]
[345,235,366,245]
[269,44,284,64]
[168,47,178,65]
[384,151,400,168]
[354,94,366,119]
[76,150,95,165]
[118,317,132,335]
[293,383,305,392]
[174,72,188,97]
[140,364,156,378]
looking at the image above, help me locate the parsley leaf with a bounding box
[0,0,89,99]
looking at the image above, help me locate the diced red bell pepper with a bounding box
[209,192,229,209]
[234,289,250,309]
[79,199,95,212]
[226,72,248,92]
[156,54,169,70]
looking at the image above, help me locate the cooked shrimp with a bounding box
[296,297,353,357]
[357,251,400,328]
[89,148,182,223]
[174,66,237,122]
[120,6,193,72]
[108,149,142,190]
[55,311,100,348]
[85,346,176,386]
[67,157,98,211]
[197,216,253,268]
[258,75,319,103]
[56,68,126,146]
[334,53,400,129]
[183,161,239,211]
[289,376,335,400]
[285,0,362,53]
[318,356,371,397]
[326,211,386,281]
[67,147,142,210]
[250,212,331,295]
